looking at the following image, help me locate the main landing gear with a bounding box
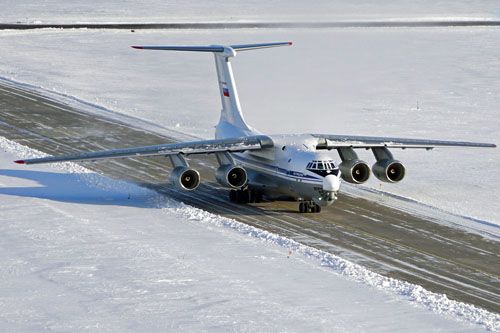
[229,188,263,204]
[299,201,321,213]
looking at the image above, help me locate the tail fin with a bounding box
[132,42,292,138]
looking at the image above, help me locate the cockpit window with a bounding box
[306,159,338,176]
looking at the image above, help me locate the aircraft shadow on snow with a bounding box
[0,169,302,215]
[0,169,157,208]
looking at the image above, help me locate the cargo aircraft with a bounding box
[15,42,496,213]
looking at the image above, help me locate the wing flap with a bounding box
[15,135,274,165]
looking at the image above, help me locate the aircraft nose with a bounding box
[323,175,341,192]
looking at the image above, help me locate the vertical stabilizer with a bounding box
[212,46,252,138]
[131,42,292,138]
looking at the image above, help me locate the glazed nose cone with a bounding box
[323,175,340,192]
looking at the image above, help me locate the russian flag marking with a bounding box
[223,88,230,97]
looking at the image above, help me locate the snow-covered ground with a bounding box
[0,1,499,331]
[1,137,498,332]
[2,0,499,24]
[0,27,498,224]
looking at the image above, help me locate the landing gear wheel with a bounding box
[298,201,322,213]
[231,188,250,204]
[249,189,256,203]
[231,188,263,205]
[229,190,237,203]
[299,202,305,213]
[236,190,245,204]
[314,204,321,213]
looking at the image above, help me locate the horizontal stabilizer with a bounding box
[230,42,292,51]
[131,42,292,52]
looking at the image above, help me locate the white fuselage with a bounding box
[232,133,341,207]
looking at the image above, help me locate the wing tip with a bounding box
[14,160,25,164]
[131,45,143,49]
[288,41,293,45]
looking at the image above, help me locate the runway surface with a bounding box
[0,82,498,313]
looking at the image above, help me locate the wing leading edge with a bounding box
[15,135,274,165]
[313,134,496,150]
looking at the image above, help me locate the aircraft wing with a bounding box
[15,135,274,165]
[312,134,496,150]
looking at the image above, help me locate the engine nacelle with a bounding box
[372,160,405,183]
[169,166,200,190]
[338,159,371,184]
[215,164,247,188]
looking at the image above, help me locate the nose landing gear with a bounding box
[299,201,321,213]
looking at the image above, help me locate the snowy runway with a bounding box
[1,2,499,329]
[1,135,495,332]
[0,83,498,325]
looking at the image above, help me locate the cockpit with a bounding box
[306,160,340,177]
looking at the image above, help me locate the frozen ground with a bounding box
[0,2,498,332]
[0,27,498,225]
[1,0,499,24]
[1,137,498,332]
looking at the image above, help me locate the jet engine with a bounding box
[372,159,405,183]
[371,147,405,183]
[170,166,201,190]
[338,159,371,184]
[216,164,247,188]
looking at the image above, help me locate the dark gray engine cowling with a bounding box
[372,160,405,183]
[338,159,371,184]
[170,166,200,190]
[216,164,247,188]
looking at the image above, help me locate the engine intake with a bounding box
[338,159,370,184]
[216,164,247,188]
[372,160,405,183]
[170,166,200,190]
